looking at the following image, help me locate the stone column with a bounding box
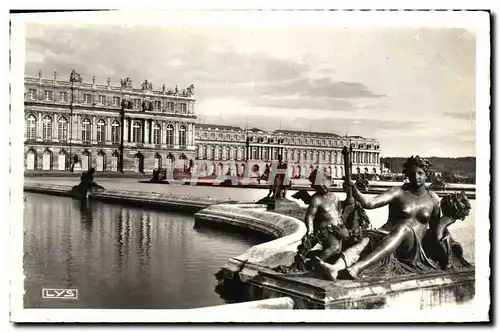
[174,122,180,146]
[144,119,149,144]
[37,112,42,138]
[188,123,194,146]
[76,114,81,141]
[52,113,58,140]
[161,121,166,145]
[91,116,97,143]
[123,118,128,142]
[106,117,112,143]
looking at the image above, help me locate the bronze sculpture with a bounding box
[315,156,472,280]
[71,168,105,199]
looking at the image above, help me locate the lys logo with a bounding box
[42,288,78,299]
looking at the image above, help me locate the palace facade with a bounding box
[23,70,382,178]
[24,71,196,173]
[194,125,382,179]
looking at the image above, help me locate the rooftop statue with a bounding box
[120,77,133,88]
[69,69,83,83]
[141,79,153,90]
[185,84,195,97]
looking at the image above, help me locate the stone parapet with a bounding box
[194,203,307,283]
[23,183,229,214]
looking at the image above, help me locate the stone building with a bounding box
[194,124,382,179]
[24,70,196,173]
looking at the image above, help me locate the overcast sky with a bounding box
[24,22,476,157]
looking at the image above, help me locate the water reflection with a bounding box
[23,193,263,309]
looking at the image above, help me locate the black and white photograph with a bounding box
[8,9,490,323]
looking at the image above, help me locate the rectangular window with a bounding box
[113,96,120,106]
[134,99,141,109]
[167,102,174,111]
[29,89,37,100]
[180,103,187,113]
[154,101,161,110]
[59,92,68,102]
[84,94,92,104]
[45,90,53,101]
[99,95,106,105]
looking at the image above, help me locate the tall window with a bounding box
[153,122,161,144]
[167,102,174,111]
[166,124,174,145]
[84,94,92,104]
[133,99,141,109]
[26,114,37,140]
[111,121,120,143]
[154,101,161,110]
[98,95,106,105]
[59,92,68,102]
[132,121,142,143]
[179,125,186,146]
[113,96,120,106]
[58,117,68,141]
[42,115,52,140]
[180,103,187,113]
[81,118,91,142]
[29,89,37,100]
[45,90,53,101]
[96,119,106,143]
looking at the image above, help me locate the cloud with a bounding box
[25,24,309,91]
[443,111,476,121]
[250,96,354,111]
[252,78,384,99]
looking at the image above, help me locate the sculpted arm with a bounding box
[351,185,400,209]
[304,196,321,235]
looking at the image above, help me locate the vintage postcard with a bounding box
[9,9,490,323]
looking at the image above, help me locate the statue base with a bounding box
[244,268,475,309]
[256,197,303,214]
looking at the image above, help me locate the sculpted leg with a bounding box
[315,237,370,280]
[317,237,342,262]
[345,225,411,279]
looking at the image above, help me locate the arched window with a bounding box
[217,146,223,160]
[81,118,91,142]
[96,119,106,143]
[42,115,52,140]
[132,121,142,143]
[152,122,161,145]
[179,125,186,146]
[111,121,120,143]
[58,117,68,141]
[166,124,174,145]
[26,114,37,140]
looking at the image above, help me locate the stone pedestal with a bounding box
[247,268,475,310]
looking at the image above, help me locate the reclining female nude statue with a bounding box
[314,155,472,280]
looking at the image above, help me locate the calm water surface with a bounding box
[23,193,263,309]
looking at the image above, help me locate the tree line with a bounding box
[380,157,476,184]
